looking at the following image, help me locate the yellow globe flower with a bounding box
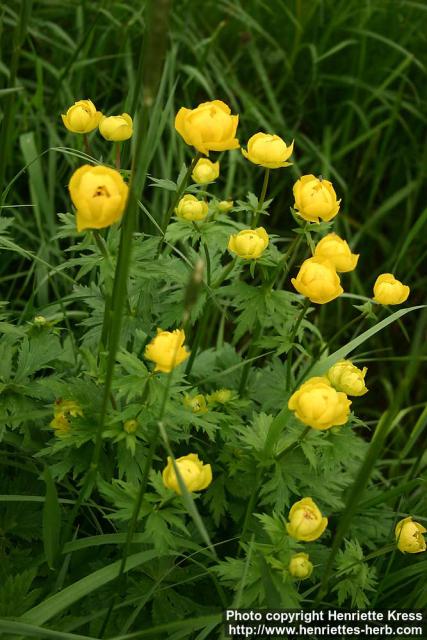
[184,394,208,414]
[242,133,294,169]
[61,99,102,134]
[99,113,133,141]
[327,360,368,396]
[175,100,239,156]
[162,453,212,494]
[69,164,128,232]
[288,376,351,430]
[144,328,190,373]
[208,388,233,404]
[228,227,269,260]
[395,517,426,554]
[289,553,313,579]
[286,497,328,542]
[293,175,341,222]
[175,194,208,221]
[191,158,220,184]
[218,200,233,213]
[373,273,410,305]
[314,233,359,273]
[50,399,83,438]
[291,257,343,304]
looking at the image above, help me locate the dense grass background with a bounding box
[1,0,427,637]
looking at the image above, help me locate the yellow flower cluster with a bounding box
[50,399,83,437]
[62,99,133,141]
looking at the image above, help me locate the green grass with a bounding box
[0,0,426,637]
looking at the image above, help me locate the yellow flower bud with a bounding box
[373,273,410,305]
[208,388,233,404]
[289,553,313,579]
[288,376,351,430]
[218,200,233,213]
[395,517,426,554]
[50,399,83,438]
[33,315,47,325]
[327,360,368,397]
[162,453,212,494]
[293,175,340,222]
[184,394,208,414]
[61,99,102,134]
[291,257,343,304]
[50,414,71,437]
[175,100,239,156]
[175,194,208,221]
[123,419,138,434]
[314,233,359,273]
[228,227,269,260]
[99,113,133,141]
[242,133,293,169]
[191,158,220,184]
[286,497,328,542]
[144,328,190,373]
[69,164,128,232]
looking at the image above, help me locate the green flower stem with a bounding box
[92,230,114,357]
[211,257,237,289]
[82,133,91,156]
[238,322,262,395]
[286,297,311,389]
[252,167,270,228]
[115,142,121,170]
[157,151,202,254]
[269,224,309,290]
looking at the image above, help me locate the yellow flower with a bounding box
[175,194,208,221]
[61,99,102,134]
[69,164,128,232]
[395,517,426,554]
[373,273,410,305]
[144,328,190,373]
[208,388,233,404]
[314,233,359,273]
[327,360,368,397]
[123,419,138,434]
[291,257,343,304]
[99,113,133,141]
[288,376,351,430]
[50,399,83,438]
[289,553,313,579]
[184,394,208,414]
[218,200,233,213]
[286,497,328,542]
[293,175,341,222]
[162,453,212,494]
[242,133,293,169]
[191,158,220,184]
[175,100,239,156]
[228,227,269,260]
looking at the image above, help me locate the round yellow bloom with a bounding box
[162,453,212,494]
[175,194,208,221]
[218,200,233,213]
[288,376,351,430]
[144,328,190,373]
[293,175,340,222]
[395,517,426,554]
[175,100,239,156]
[373,273,410,305]
[228,227,269,260]
[184,394,208,414]
[99,113,133,141]
[242,133,294,169]
[61,99,102,134]
[286,497,328,542]
[69,164,128,232]
[314,233,359,273]
[327,360,368,396]
[291,257,343,304]
[289,553,313,579]
[208,388,233,404]
[191,158,220,184]
[123,419,138,434]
